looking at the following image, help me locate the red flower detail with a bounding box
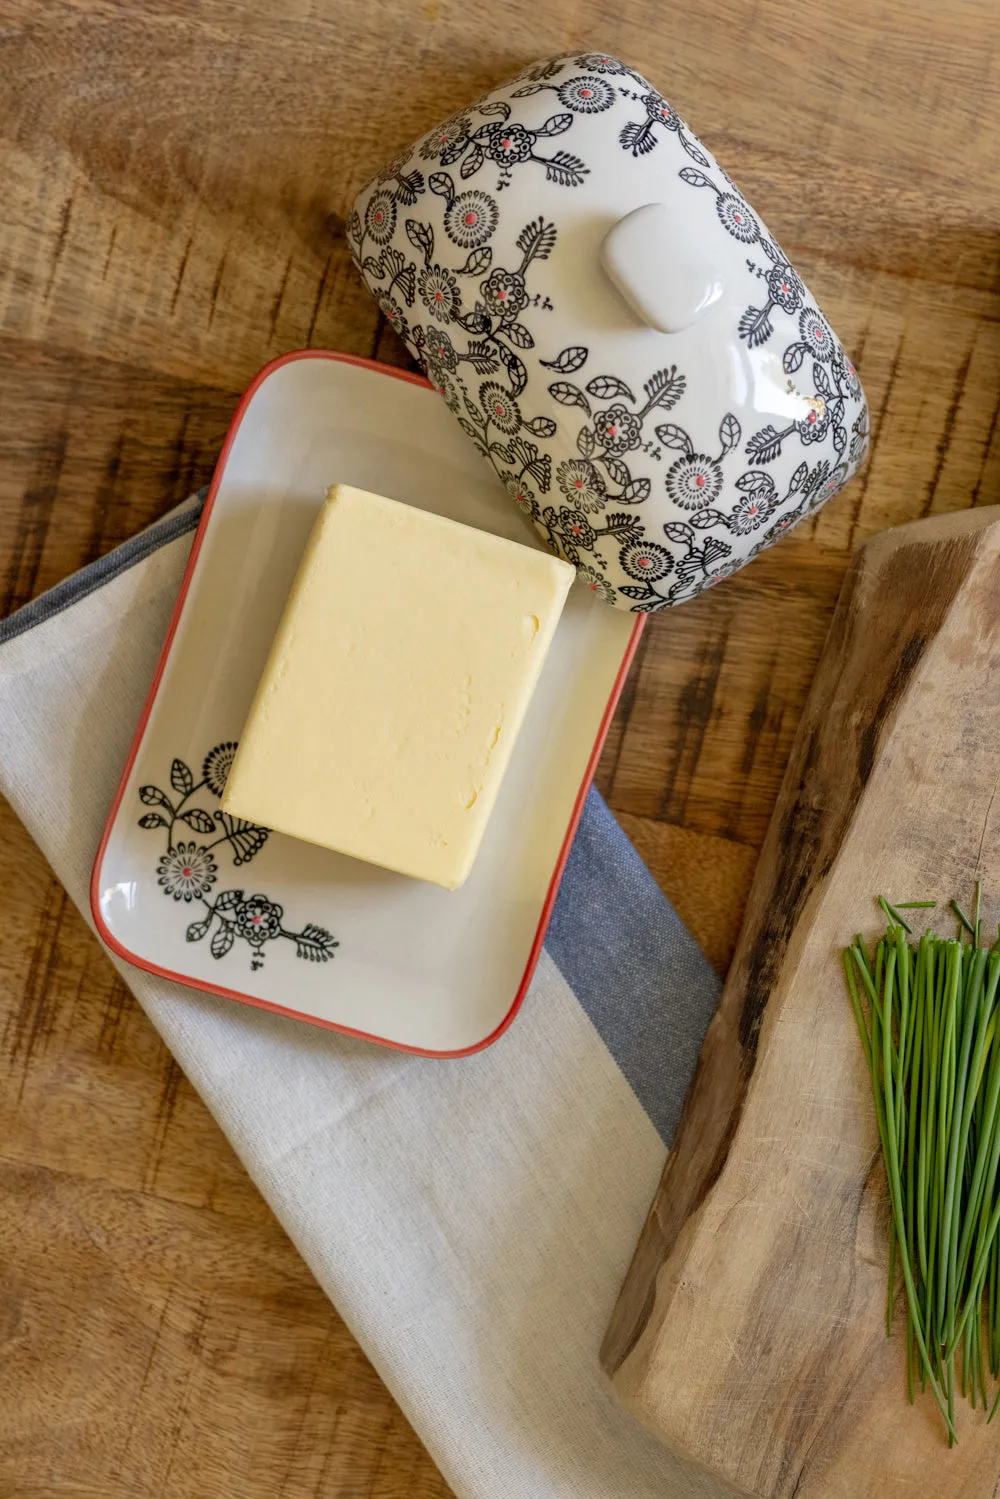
[695,474,705,487]
[182,866,192,877]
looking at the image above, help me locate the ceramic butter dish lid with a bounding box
[350,52,869,612]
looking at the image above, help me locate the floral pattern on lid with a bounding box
[350,53,869,611]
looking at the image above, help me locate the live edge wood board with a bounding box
[603,507,1000,1497]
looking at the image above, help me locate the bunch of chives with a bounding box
[843,888,1000,1445]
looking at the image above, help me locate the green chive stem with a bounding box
[842,892,1000,1441]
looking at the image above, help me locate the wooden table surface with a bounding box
[1,1,997,1494]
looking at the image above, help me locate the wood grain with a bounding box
[603,507,1000,1496]
[1,0,998,1491]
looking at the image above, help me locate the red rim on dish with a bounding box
[90,350,644,1057]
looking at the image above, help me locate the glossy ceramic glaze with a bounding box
[350,52,869,611]
[91,352,640,1055]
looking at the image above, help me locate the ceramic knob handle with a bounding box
[601,203,724,334]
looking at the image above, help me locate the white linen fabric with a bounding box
[0,501,730,1498]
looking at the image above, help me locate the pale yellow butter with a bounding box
[222,484,574,889]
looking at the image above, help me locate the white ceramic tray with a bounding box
[91,352,641,1055]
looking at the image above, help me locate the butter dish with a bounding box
[90,351,640,1055]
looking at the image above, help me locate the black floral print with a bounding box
[370,157,426,210]
[850,405,869,462]
[736,243,806,348]
[542,349,695,582]
[617,87,710,165]
[430,370,461,413]
[365,192,397,245]
[665,453,724,509]
[797,405,830,444]
[572,53,636,75]
[419,263,461,321]
[843,359,864,402]
[419,112,474,161]
[716,193,759,242]
[512,74,615,115]
[642,91,679,130]
[620,539,673,581]
[744,355,857,466]
[424,326,459,371]
[202,741,237,798]
[443,190,498,248]
[232,895,284,947]
[397,209,555,419]
[797,307,835,361]
[139,745,338,971]
[483,121,534,165]
[576,563,618,604]
[691,184,862,466]
[352,52,867,611]
[799,458,832,505]
[594,404,642,454]
[552,507,597,549]
[729,490,773,535]
[413,96,588,191]
[557,76,615,112]
[158,843,217,902]
[767,262,804,313]
[375,151,411,184]
[376,291,409,342]
[556,458,606,512]
[481,267,527,318]
[672,159,839,416]
[505,473,537,513]
[674,166,761,246]
[478,381,522,434]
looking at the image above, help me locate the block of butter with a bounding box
[222,484,575,889]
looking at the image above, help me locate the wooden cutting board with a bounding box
[602,506,1000,1497]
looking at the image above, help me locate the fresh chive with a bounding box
[953,900,976,937]
[878,931,955,1435]
[880,895,913,934]
[843,893,1000,1441]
